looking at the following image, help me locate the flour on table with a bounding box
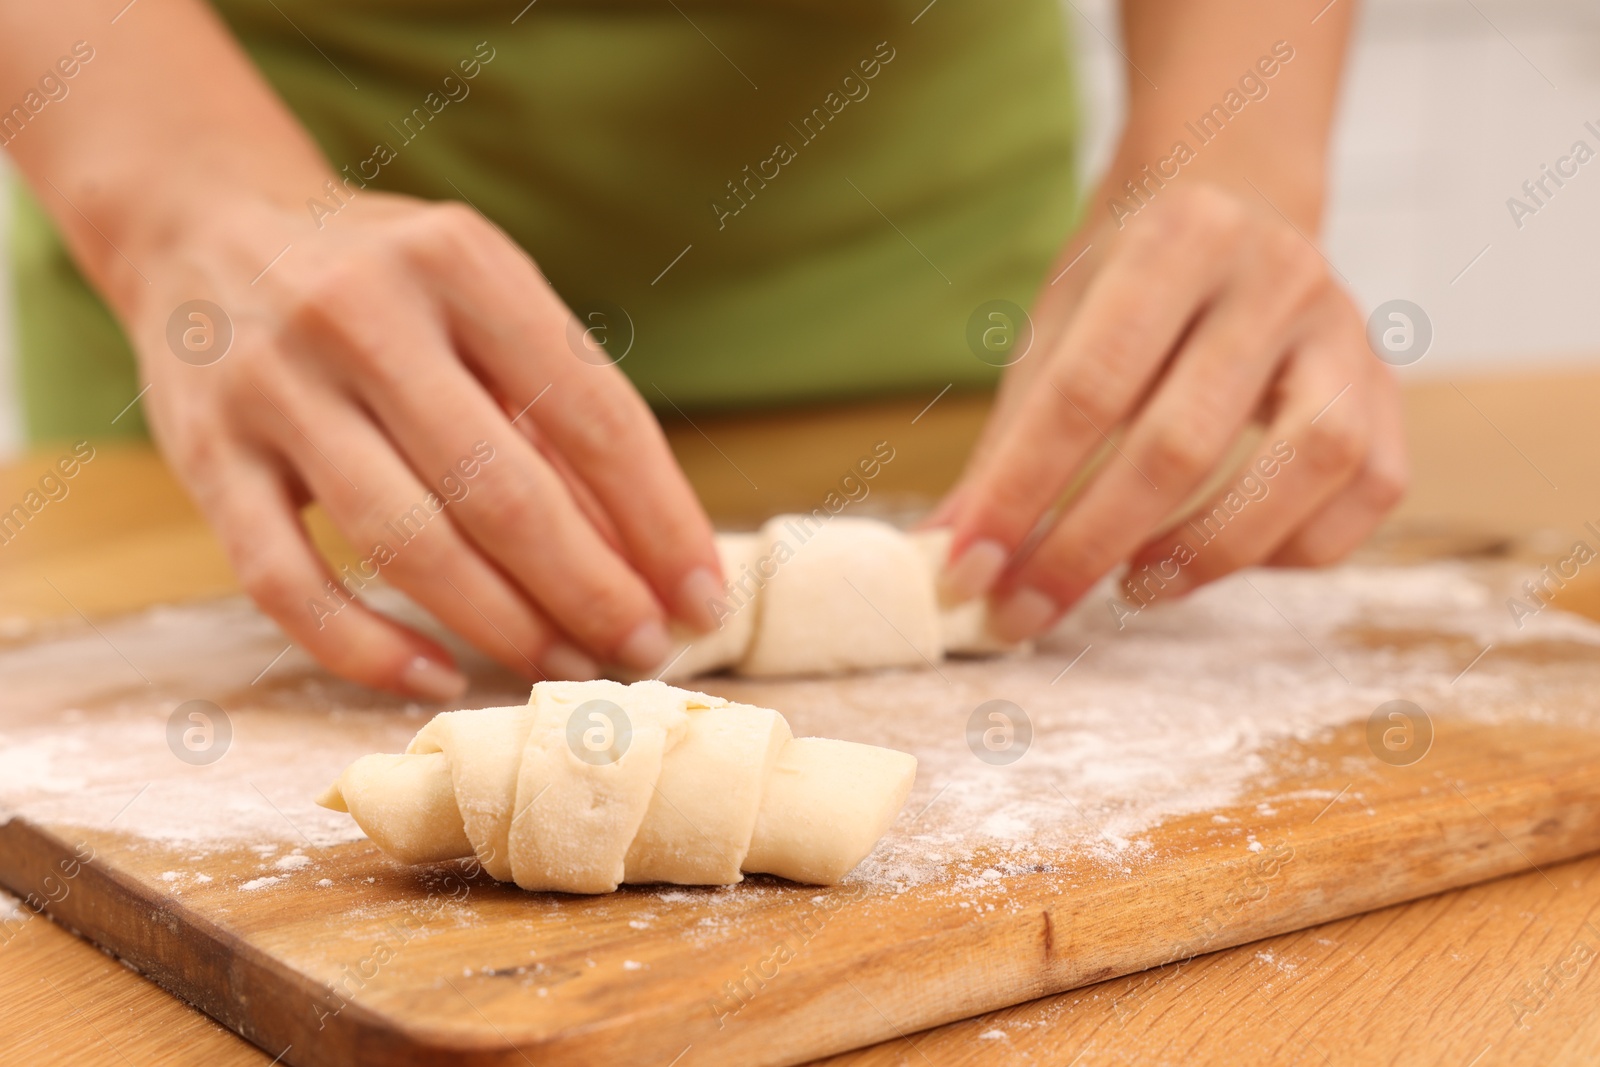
[1,564,1597,893]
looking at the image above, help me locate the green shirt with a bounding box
[10,0,1081,442]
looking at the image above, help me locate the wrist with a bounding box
[48,143,331,322]
[1095,125,1328,237]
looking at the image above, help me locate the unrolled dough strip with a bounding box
[318,680,916,893]
[650,516,1023,681]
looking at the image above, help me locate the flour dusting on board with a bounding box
[1,564,1597,891]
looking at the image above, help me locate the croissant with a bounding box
[318,680,917,893]
[655,516,1020,681]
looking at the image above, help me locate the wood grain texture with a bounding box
[4,369,1600,1066]
[5,693,1600,1066]
[816,854,1600,1067]
[8,849,1600,1067]
[0,892,268,1067]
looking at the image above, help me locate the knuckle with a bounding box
[233,369,336,452]
[1052,364,1123,431]
[538,568,642,648]
[164,412,229,481]
[1280,230,1322,276]
[1144,417,1221,484]
[380,520,453,580]
[1267,233,1327,307]
[235,550,304,618]
[1171,184,1248,245]
[430,199,487,237]
[470,480,542,534]
[350,507,414,563]
[1301,412,1368,477]
[982,472,1048,533]
[1364,462,1409,512]
[1200,191,1249,245]
[234,367,297,433]
[1129,185,1249,273]
[282,266,386,362]
[404,201,490,266]
[561,387,647,463]
[291,262,362,320]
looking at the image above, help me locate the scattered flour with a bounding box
[0,564,1596,897]
[1255,950,1298,974]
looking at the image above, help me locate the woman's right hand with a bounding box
[2,1,722,700]
[128,189,724,699]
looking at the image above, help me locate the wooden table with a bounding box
[4,368,1600,1065]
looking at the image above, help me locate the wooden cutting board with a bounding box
[3,560,1600,1067]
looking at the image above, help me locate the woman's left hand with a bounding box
[936,181,1408,641]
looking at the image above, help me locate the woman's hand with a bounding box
[938,181,1408,640]
[129,190,723,698]
[4,0,722,699]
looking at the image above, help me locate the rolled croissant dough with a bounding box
[742,516,940,676]
[654,517,1021,681]
[319,680,917,893]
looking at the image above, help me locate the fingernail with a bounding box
[400,655,468,702]
[992,587,1058,642]
[616,619,672,673]
[541,642,601,681]
[941,539,1007,603]
[677,566,727,633]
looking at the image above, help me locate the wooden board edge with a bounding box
[5,749,1600,1067]
[653,759,1600,1066]
[0,817,511,1066]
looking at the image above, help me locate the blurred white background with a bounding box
[1072,0,1600,372]
[1,0,1597,456]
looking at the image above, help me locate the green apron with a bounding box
[11,0,1080,442]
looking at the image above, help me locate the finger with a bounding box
[284,289,677,673]
[512,412,626,556]
[942,190,1247,599]
[416,203,724,630]
[924,239,1103,543]
[192,448,469,700]
[1270,358,1409,566]
[251,388,601,682]
[1123,320,1378,601]
[987,233,1335,637]
[488,381,628,554]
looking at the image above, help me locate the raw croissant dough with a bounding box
[318,680,917,893]
[655,516,1020,681]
